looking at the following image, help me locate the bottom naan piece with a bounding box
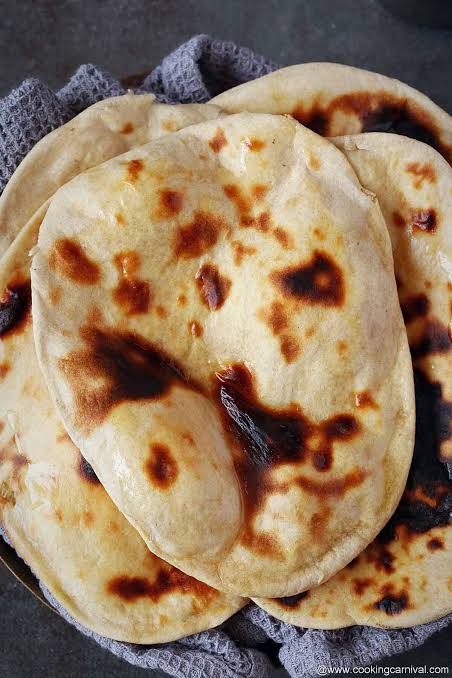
[255,134,452,628]
[0,208,244,642]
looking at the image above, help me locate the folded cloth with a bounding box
[0,34,450,678]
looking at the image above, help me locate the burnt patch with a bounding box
[216,363,360,473]
[127,158,144,183]
[296,468,366,497]
[392,209,438,234]
[347,556,360,569]
[372,586,409,616]
[393,211,406,228]
[145,443,178,489]
[182,432,195,446]
[245,531,283,558]
[247,137,265,152]
[310,506,332,535]
[115,212,125,225]
[271,251,344,306]
[280,334,300,363]
[368,546,396,574]
[223,183,251,215]
[0,362,10,379]
[215,362,363,551]
[273,227,294,249]
[59,325,196,434]
[410,318,451,360]
[252,184,269,200]
[355,391,378,409]
[337,340,347,354]
[263,301,299,362]
[120,122,134,134]
[401,294,431,324]
[308,153,321,171]
[195,263,231,311]
[174,211,224,259]
[377,368,451,544]
[405,162,436,189]
[410,209,437,234]
[113,251,138,277]
[155,305,167,318]
[223,183,271,232]
[209,128,227,153]
[112,252,151,316]
[231,240,256,266]
[113,279,151,315]
[267,301,289,335]
[158,189,184,218]
[12,454,28,472]
[79,455,101,485]
[107,569,217,604]
[189,320,203,337]
[277,591,309,608]
[216,363,309,469]
[292,105,328,136]
[82,511,94,526]
[353,578,373,595]
[438,398,452,457]
[293,91,451,162]
[242,211,271,232]
[50,239,100,285]
[427,537,444,550]
[0,278,31,340]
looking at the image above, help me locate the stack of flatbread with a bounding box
[0,63,450,643]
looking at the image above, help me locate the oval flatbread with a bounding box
[0,206,244,642]
[256,134,451,628]
[211,63,451,163]
[32,113,415,598]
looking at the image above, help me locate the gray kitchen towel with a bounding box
[0,34,450,678]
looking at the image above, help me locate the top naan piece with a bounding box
[0,93,222,259]
[31,113,414,598]
[211,63,452,164]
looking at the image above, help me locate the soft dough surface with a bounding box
[256,134,452,627]
[31,113,415,598]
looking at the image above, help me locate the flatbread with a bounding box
[211,63,452,164]
[256,134,451,628]
[0,206,244,642]
[32,113,415,598]
[334,134,452,464]
[0,93,223,259]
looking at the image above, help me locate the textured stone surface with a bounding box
[0,0,450,675]
[0,0,451,111]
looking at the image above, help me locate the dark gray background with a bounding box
[0,0,451,676]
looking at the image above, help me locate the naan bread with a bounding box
[0,93,223,259]
[334,134,452,464]
[32,113,414,597]
[0,206,244,642]
[256,134,451,627]
[211,63,451,163]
